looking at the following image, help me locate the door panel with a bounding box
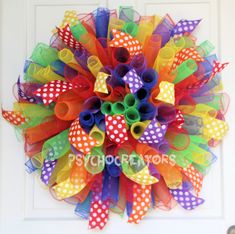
[1,0,235,233]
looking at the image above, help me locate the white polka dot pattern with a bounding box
[53,162,93,199]
[109,29,142,57]
[128,184,151,224]
[41,159,57,185]
[138,118,167,144]
[203,115,229,141]
[2,110,26,126]
[187,61,228,89]
[57,24,82,50]
[122,69,143,93]
[170,188,204,210]
[68,119,99,154]
[94,72,109,94]
[171,47,204,70]
[179,164,203,196]
[172,19,201,37]
[34,80,76,106]
[105,115,128,144]
[88,174,109,230]
[123,165,158,185]
[156,81,175,105]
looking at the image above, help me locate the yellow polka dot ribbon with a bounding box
[203,116,228,141]
[59,10,78,28]
[52,10,78,33]
[94,72,109,94]
[121,152,158,185]
[155,81,175,105]
[53,162,93,200]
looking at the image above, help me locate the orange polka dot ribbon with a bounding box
[109,29,143,57]
[57,24,82,50]
[128,184,151,224]
[88,174,109,230]
[105,115,128,144]
[94,72,109,94]
[68,119,99,154]
[179,164,203,196]
[2,109,26,126]
[171,47,204,70]
[155,81,175,105]
[34,80,77,106]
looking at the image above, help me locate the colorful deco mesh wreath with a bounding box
[2,7,229,230]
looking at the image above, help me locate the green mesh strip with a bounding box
[42,129,70,160]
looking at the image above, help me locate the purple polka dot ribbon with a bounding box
[171,19,201,37]
[138,118,167,144]
[17,77,41,104]
[41,159,57,185]
[169,187,205,210]
[122,69,143,93]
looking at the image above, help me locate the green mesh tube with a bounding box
[123,22,138,37]
[70,22,88,41]
[204,94,221,110]
[30,43,58,67]
[124,107,140,125]
[42,129,70,160]
[112,101,126,114]
[101,101,113,115]
[123,93,138,108]
[169,141,212,168]
[121,151,145,175]
[13,103,54,128]
[168,149,191,168]
[119,6,134,21]
[173,59,198,84]
[84,147,105,174]
[197,40,215,57]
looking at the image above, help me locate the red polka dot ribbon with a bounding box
[109,29,142,57]
[128,184,151,224]
[170,109,184,129]
[88,175,109,230]
[68,119,99,154]
[105,115,128,144]
[188,60,229,89]
[171,47,204,70]
[2,110,26,126]
[57,24,82,50]
[34,80,76,106]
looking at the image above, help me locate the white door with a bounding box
[1,0,235,233]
